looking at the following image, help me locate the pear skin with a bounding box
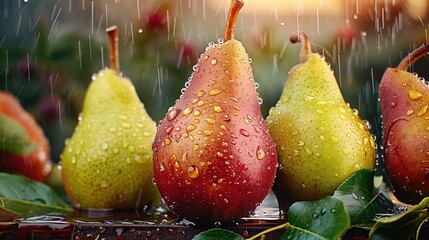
[152,0,277,225]
[61,27,160,209]
[267,33,375,211]
[379,41,429,204]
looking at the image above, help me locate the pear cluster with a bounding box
[60,0,429,227]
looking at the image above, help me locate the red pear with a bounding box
[152,0,277,225]
[0,91,51,182]
[379,41,429,204]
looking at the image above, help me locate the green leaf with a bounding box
[192,228,243,240]
[0,173,73,218]
[281,197,350,240]
[0,114,38,155]
[333,169,388,225]
[369,197,429,239]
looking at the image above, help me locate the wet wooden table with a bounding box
[0,193,287,240]
[0,211,285,239]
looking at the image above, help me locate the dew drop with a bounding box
[254,82,259,89]
[159,162,166,172]
[186,124,197,132]
[166,126,173,135]
[408,89,423,100]
[183,107,194,116]
[228,97,239,103]
[211,58,217,65]
[256,146,265,160]
[239,129,250,137]
[102,143,108,150]
[187,165,199,178]
[128,146,135,152]
[203,130,213,136]
[253,125,261,133]
[390,102,397,108]
[193,110,201,117]
[418,105,428,117]
[167,109,181,121]
[230,133,238,139]
[209,89,222,96]
[174,161,181,169]
[213,106,222,113]
[205,117,216,125]
[197,100,205,106]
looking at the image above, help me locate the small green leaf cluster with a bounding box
[193,169,429,240]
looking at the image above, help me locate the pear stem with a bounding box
[290,32,312,63]
[223,0,244,41]
[106,25,119,72]
[397,41,429,71]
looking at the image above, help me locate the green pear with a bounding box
[61,26,159,209]
[266,32,375,210]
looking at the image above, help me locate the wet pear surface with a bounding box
[152,39,278,224]
[267,53,375,208]
[379,68,429,204]
[61,69,159,209]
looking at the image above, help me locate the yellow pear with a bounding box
[266,32,375,210]
[61,26,159,209]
